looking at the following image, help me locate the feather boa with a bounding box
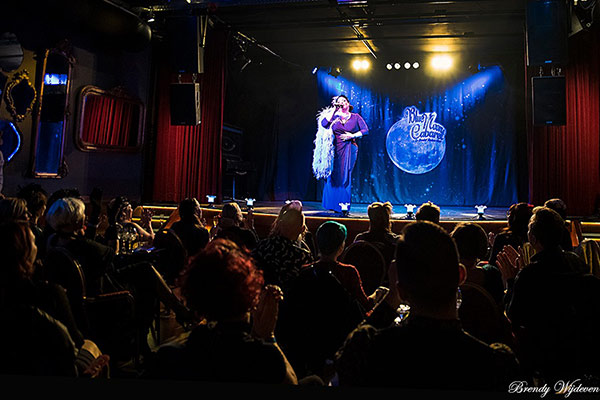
[312,107,335,179]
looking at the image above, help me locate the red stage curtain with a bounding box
[528,29,600,216]
[152,28,227,203]
[80,94,136,147]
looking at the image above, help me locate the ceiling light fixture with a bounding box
[431,54,453,71]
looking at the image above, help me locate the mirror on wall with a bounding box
[76,85,145,152]
[4,69,36,122]
[30,46,74,177]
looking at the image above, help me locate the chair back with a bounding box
[43,242,139,363]
[459,282,514,347]
[340,240,387,295]
[152,228,188,283]
[575,239,600,277]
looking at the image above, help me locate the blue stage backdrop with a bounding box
[316,65,519,207]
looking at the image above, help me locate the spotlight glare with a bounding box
[361,59,370,69]
[394,62,401,70]
[404,62,411,69]
[431,54,453,71]
[386,63,393,70]
[413,62,420,69]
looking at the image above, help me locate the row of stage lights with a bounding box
[313,54,454,76]
[386,62,420,70]
[206,196,488,220]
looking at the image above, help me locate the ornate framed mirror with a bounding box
[30,45,74,177]
[4,69,36,122]
[76,85,145,152]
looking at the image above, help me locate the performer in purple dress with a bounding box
[313,95,369,212]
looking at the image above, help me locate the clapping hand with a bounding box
[251,284,283,340]
[140,208,154,229]
[244,208,255,230]
[496,244,526,288]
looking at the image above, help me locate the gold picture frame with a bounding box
[4,69,37,122]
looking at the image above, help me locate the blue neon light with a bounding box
[44,74,68,85]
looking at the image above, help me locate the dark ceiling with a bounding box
[118,0,527,68]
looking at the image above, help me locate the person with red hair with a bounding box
[145,238,298,384]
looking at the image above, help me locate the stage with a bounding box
[142,200,600,243]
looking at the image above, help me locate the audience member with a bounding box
[335,221,520,390]
[270,200,317,257]
[170,197,210,258]
[212,202,259,250]
[144,239,298,384]
[451,222,504,305]
[415,201,440,224]
[354,201,399,267]
[276,221,380,382]
[253,207,313,293]
[0,196,30,223]
[498,207,600,383]
[489,202,533,266]
[451,222,514,347]
[0,220,105,377]
[105,196,154,253]
[16,183,48,245]
[39,188,83,258]
[544,198,574,251]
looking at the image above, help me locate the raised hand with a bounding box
[251,284,284,340]
[496,245,524,287]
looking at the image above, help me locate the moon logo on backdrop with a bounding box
[386,106,447,174]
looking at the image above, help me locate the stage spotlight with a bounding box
[394,62,401,70]
[404,62,411,69]
[351,58,370,71]
[413,62,420,69]
[245,198,256,210]
[206,195,216,208]
[475,205,487,220]
[431,54,453,71]
[312,67,318,74]
[339,202,351,216]
[386,63,393,70]
[404,204,416,219]
[328,66,342,77]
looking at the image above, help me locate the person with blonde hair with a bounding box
[253,206,313,293]
[212,202,259,250]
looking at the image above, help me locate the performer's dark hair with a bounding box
[334,94,354,112]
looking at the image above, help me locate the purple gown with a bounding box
[321,113,369,212]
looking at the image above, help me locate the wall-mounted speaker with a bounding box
[165,16,204,74]
[532,76,566,126]
[169,83,201,125]
[526,0,568,66]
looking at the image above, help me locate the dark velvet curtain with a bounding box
[152,28,227,203]
[80,94,137,146]
[528,29,600,216]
